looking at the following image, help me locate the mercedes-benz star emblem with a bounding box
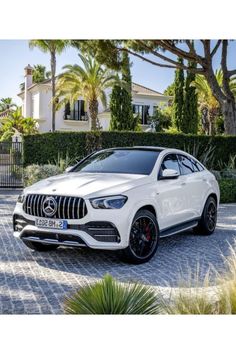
[43,197,57,217]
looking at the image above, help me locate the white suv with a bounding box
[13,147,220,264]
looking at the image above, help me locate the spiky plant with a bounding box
[64,274,161,314]
[217,245,236,314]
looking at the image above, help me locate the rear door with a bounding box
[177,154,207,219]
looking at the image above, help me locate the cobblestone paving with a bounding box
[0,190,236,314]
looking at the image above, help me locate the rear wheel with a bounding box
[193,196,217,235]
[22,240,59,252]
[119,210,159,264]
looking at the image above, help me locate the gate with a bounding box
[0,141,23,188]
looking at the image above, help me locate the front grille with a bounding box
[23,194,87,219]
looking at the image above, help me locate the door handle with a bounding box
[202,178,207,182]
[181,182,186,186]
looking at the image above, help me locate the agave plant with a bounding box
[183,140,216,169]
[64,274,161,314]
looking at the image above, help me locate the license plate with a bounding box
[35,218,68,230]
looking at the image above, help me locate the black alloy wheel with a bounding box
[120,210,159,264]
[193,196,217,235]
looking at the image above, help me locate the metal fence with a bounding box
[0,141,23,188]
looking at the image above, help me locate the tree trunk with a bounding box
[51,50,56,132]
[89,99,99,130]
[221,98,236,135]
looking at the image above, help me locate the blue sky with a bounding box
[0,40,236,105]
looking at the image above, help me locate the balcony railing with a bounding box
[64,110,88,121]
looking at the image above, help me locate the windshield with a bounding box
[73,149,160,175]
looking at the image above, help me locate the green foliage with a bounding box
[64,274,161,314]
[32,64,51,83]
[55,53,120,130]
[110,52,137,131]
[172,58,185,131]
[23,131,236,170]
[151,106,172,132]
[164,82,175,96]
[0,108,38,141]
[218,179,236,203]
[182,61,198,134]
[24,164,61,187]
[215,115,225,135]
[0,97,17,112]
[184,140,216,169]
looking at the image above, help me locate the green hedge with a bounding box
[219,179,236,203]
[23,131,236,169]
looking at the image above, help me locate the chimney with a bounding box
[23,64,33,117]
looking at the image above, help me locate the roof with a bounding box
[106,146,167,152]
[132,83,164,97]
[18,77,169,98]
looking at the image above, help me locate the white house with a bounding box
[18,64,171,133]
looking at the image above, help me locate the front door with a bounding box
[155,153,189,231]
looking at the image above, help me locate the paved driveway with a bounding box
[0,190,236,314]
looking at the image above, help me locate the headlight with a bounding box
[90,195,128,209]
[17,193,25,203]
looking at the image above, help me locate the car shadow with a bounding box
[31,223,236,288]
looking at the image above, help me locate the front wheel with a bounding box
[119,210,159,264]
[193,196,217,235]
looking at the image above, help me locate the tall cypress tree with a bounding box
[110,51,137,130]
[182,61,199,134]
[173,57,185,131]
[109,84,122,130]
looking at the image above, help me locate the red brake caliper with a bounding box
[145,224,151,241]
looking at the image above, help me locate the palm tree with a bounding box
[19,64,51,91]
[193,69,236,135]
[33,64,51,83]
[29,40,69,132]
[55,54,120,130]
[0,97,17,112]
[0,108,38,141]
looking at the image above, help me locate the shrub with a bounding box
[23,131,236,170]
[218,179,236,203]
[64,274,161,314]
[24,164,61,187]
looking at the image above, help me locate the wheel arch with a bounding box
[136,204,157,219]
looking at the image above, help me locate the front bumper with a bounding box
[13,200,133,250]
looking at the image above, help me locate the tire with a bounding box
[22,240,59,252]
[193,196,217,235]
[119,209,159,264]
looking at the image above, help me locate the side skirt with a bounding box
[159,218,200,238]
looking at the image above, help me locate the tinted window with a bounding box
[159,154,180,177]
[178,155,194,175]
[73,149,160,175]
[191,158,204,172]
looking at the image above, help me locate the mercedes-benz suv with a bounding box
[13,147,220,264]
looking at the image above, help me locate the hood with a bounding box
[25,172,150,198]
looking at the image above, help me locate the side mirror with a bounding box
[160,169,180,179]
[65,166,74,173]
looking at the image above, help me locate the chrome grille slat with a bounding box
[62,197,66,219]
[72,197,76,219]
[23,194,87,220]
[58,196,62,219]
[67,197,71,219]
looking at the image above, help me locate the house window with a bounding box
[132,104,150,125]
[64,100,87,121]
